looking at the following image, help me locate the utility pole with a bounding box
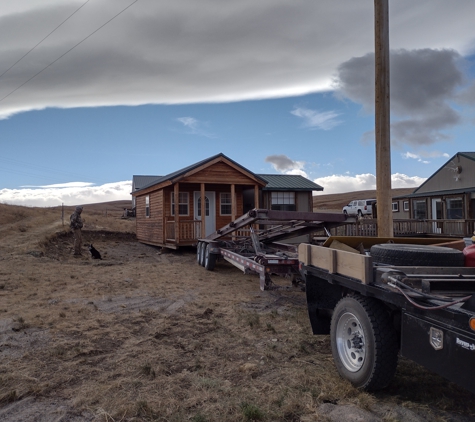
[374,0,393,237]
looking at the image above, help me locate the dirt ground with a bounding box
[0,203,474,422]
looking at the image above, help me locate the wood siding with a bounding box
[136,190,163,245]
[180,162,259,185]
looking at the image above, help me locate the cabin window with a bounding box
[271,192,296,211]
[447,197,463,219]
[171,192,189,216]
[145,195,150,217]
[403,201,409,212]
[392,201,399,212]
[197,196,210,217]
[220,193,232,215]
[412,200,427,219]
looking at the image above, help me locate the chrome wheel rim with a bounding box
[336,312,366,372]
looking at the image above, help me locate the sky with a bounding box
[1,0,475,207]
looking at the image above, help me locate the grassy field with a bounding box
[0,200,474,422]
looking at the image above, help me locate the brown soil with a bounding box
[0,202,474,422]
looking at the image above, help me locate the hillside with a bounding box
[313,188,416,212]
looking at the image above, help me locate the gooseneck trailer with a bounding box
[196,208,346,290]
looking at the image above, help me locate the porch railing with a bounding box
[321,219,475,238]
[165,220,202,242]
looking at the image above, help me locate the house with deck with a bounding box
[132,153,323,249]
[391,152,475,236]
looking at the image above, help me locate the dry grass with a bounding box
[0,202,474,421]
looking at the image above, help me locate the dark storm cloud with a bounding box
[336,48,468,147]
[265,155,300,172]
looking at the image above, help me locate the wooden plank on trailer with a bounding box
[334,249,373,284]
[298,244,373,284]
[299,244,335,272]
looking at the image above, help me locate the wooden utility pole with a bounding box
[374,0,393,237]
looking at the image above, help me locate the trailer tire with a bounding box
[330,295,398,391]
[370,243,464,267]
[197,242,203,265]
[204,244,216,271]
[199,242,207,267]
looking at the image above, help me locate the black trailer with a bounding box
[196,208,347,290]
[299,239,475,393]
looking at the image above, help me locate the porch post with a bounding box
[231,184,236,221]
[231,184,236,241]
[254,185,259,209]
[201,183,206,238]
[174,183,180,244]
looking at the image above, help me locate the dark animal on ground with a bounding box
[88,244,102,260]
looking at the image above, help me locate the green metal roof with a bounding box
[132,175,162,190]
[257,174,323,191]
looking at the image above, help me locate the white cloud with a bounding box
[1,1,475,119]
[313,173,425,194]
[291,107,341,130]
[401,150,450,164]
[284,168,309,178]
[391,173,427,188]
[0,181,132,207]
[20,182,95,188]
[176,116,215,138]
[176,117,198,129]
[402,152,430,164]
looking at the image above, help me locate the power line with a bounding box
[0,0,92,81]
[0,0,139,104]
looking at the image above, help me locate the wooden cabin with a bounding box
[132,153,323,249]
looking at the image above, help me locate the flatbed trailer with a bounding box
[298,239,475,393]
[196,208,347,290]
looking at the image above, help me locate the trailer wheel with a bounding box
[197,242,203,265]
[204,244,217,271]
[330,295,398,391]
[370,243,464,267]
[199,242,207,267]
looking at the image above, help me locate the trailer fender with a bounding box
[305,274,342,335]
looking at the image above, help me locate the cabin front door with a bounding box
[194,191,216,237]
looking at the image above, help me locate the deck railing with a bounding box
[165,220,202,242]
[320,219,475,238]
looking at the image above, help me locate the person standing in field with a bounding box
[70,206,84,256]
